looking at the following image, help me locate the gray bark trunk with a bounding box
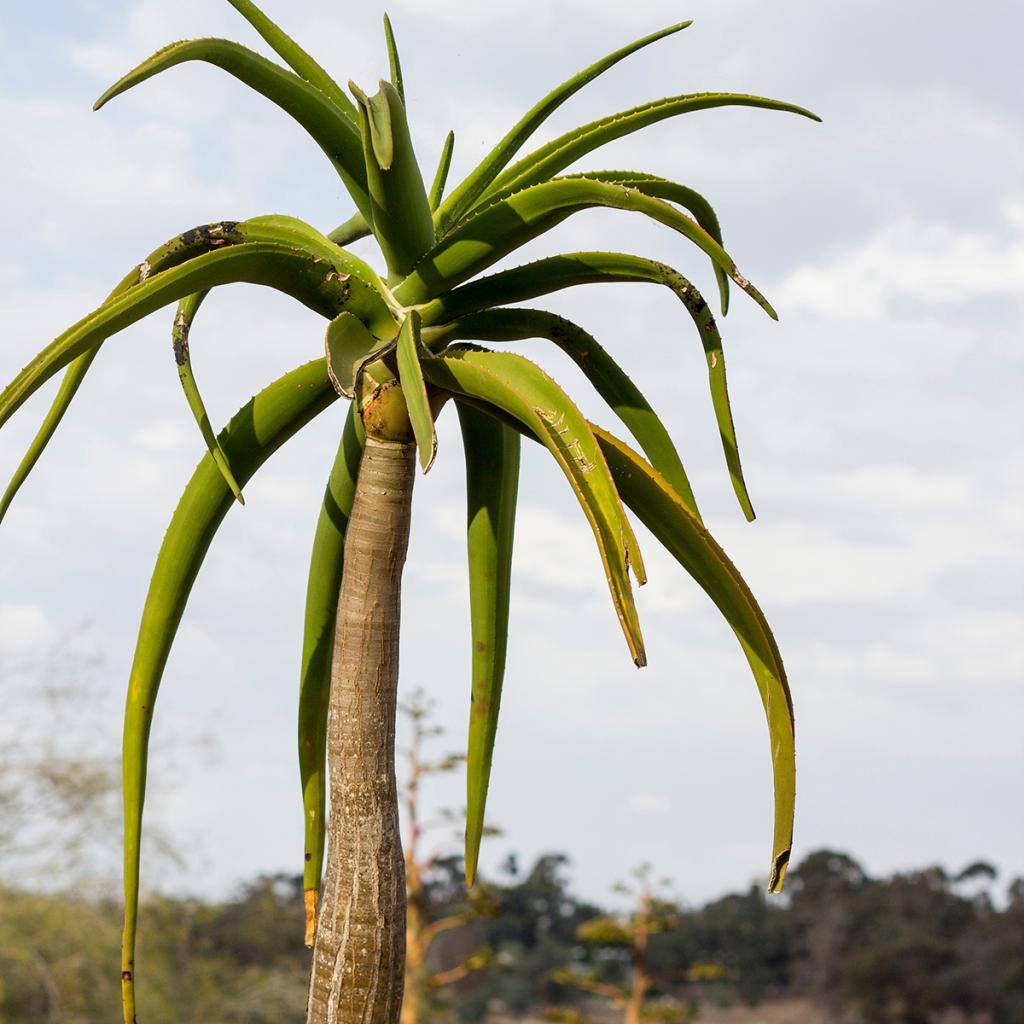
[306,437,416,1024]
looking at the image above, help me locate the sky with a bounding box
[1,0,1022,911]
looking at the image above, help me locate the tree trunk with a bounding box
[307,436,416,1024]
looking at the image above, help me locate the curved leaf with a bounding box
[172,290,245,502]
[487,91,821,200]
[0,241,350,432]
[225,0,356,117]
[591,424,794,893]
[457,402,519,887]
[422,346,646,666]
[395,177,775,320]
[121,358,340,1024]
[93,38,370,219]
[435,20,692,233]
[560,172,731,315]
[0,349,97,526]
[0,220,252,514]
[396,311,436,471]
[423,251,756,520]
[298,402,364,944]
[239,215,395,333]
[431,307,700,518]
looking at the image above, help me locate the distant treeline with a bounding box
[1,849,1021,1024]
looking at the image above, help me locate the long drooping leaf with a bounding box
[430,308,700,517]
[93,38,371,219]
[0,221,262,521]
[298,402,363,945]
[435,20,692,233]
[120,358,340,1024]
[0,349,97,525]
[485,91,821,201]
[423,251,756,520]
[172,290,245,502]
[591,424,794,893]
[0,242,349,432]
[395,178,775,320]
[457,401,519,887]
[225,0,356,116]
[429,130,456,211]
[422,346,646,666]
[395,311,436,471]
[351,80,435,278]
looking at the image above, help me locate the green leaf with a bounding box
[458,402,519,887]
[395,177,776,321]
[431,308,700,518]
[486,91,821,200]
[172,290,245,503]
[422,346,646,666]
[435,20,692,233]
[327,211,372,247]
[383,13,405,104]
[396,311,436,471]
[120,358,340,1024]
[429,130,456,211]
[0,241,352,433]
[225,0,357,117]
[239,215,395,334]
[93,38,371,220]
[326,311,381,399]
[0,349,97,526]
[350,80,435,278]
[298,403,364,927]
[559,172,732,315]
[422,251,756,520]
[591,424,794,893]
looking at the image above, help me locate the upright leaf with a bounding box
[592,424,794,892]
[383,13,405,103]
[120,359,340,1024]
[351,80,435,278]
[457,402,519,886]
[428,130,456,211]
[298,403,364,944]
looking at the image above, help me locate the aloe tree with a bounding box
[0,4,817,1023]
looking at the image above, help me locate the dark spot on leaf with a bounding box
[475,641,487,653]
[122,970,133,982]
[305,852,312,862]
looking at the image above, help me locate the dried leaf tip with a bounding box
[303,888,318,947]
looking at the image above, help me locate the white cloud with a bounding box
[777,203,1024,320]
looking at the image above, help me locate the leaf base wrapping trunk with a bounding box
[307,437,416,1024]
